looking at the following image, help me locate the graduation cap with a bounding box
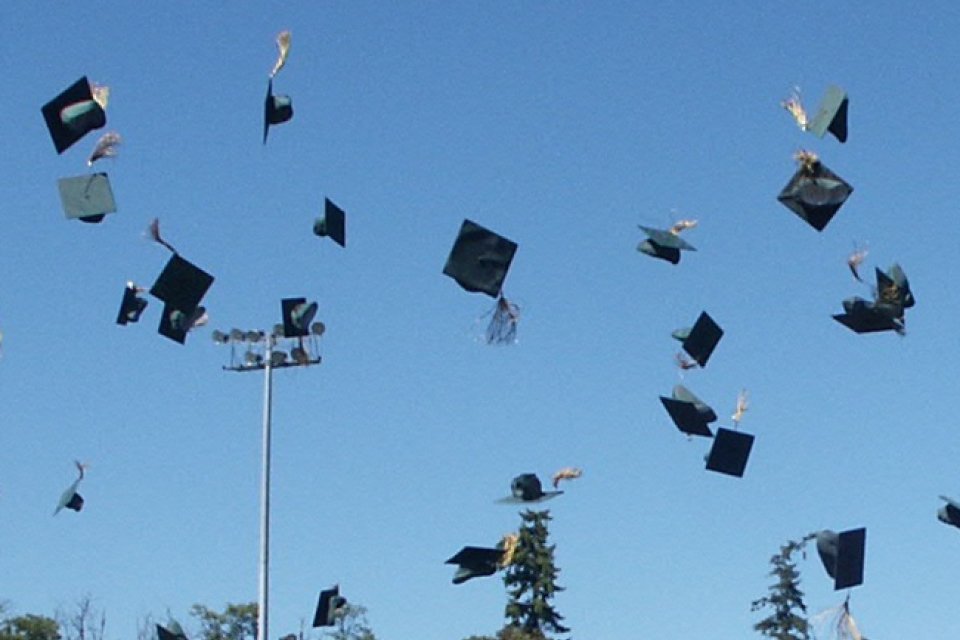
[312,585,346,627]
[116,283,148,325]
[636,225,696,264]
[263,79,293,144]
[158,304,208,344]
[156,623,188,640]
[41,76,107,154]
[938,495,960,529]
[816,528,866,590]
[150,255,214,344]
[57,173,117,223]
[705,428,755,478]
[281,297,318,338]
[832,297,904,335]
[875,263,915,310]
[443,219,517,298]
[445,546,504,584]
[659,385,716,438]
[54,461,86,515]
[498,473,562,504]
[674,311,723,367]
[807,86,849,143]
[314,198,346,247]
[777,152,853,232]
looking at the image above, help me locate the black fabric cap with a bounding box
[681,311,723,367]
[445,546,503,584]
[832,298,902,334]
[705,428,755,477]
[314,198,346,247]
[636,225,696,265]
[443,219,517,298]
[938,496,960,529]
[156,624,188,640]
[313,586,346,627]
[660,396,714,438]
[671,384,717,423]
[808,86,848,143]
[150,255,214,311]
[816,528,866,590]
[498,473,562,503]
[41,76,106,154]
[116,284,148,325]
[281,297,318,338]
[777,160,853,232]
[263,79,293,144]
[157,304,205,345]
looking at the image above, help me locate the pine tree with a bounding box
[751,534,816,640]
[502,509,569,639]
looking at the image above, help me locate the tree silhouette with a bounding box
[751,534,816,639]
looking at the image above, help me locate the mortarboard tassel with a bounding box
[270,30,292,78]
[847,244,868,282]
[793,148,819,173]
[551,466,582,488]
[87,131,122,166]
[782,88,809,130]
[675,352,698,371]
[91,83,110,110]
[485,295,520,345]
[499,532,519,568]
[669,218,698,236]
[732,389,749,427]
[147,218,179,255]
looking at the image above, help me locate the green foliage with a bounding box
[189,603,257,640]
[321,604,376,640]
[751,534,816,640]
[0,614,61,640]
[502,509,569,638]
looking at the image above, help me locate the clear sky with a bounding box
[3,2,960,638]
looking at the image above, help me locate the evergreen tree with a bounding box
[502,509,569,639]
[751,534,816,640]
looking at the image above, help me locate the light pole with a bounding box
[213,309,324,640]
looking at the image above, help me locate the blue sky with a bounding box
[3,2,960,638]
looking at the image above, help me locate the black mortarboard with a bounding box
[54,462,86,516]
[150,255,214,311]
[496,473,563,504]
[281,297,318,338]
[116,283,148,325]
[671,384,717,423]
[678,311,723,367]
[705,428,755,477]
[42,76,107,154]
[659,392,715,438]
[938,495,960,529]
[832,297,904,335]
[158,304,207,344]
[636,225,696,265]
[445,546,504,584]
[777,157,853,232]
[156,623,188,640]
[443,219,518,298]
[263,79,293,144]
[816,528,866,590]
[313,585,346,627]
[57,173,116,223]
[807,86,849,143]
[314,198,346,247]
[875,264,915,310]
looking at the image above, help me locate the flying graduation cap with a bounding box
[659,384,716,438]
[313,585,346,627]
[833,263,914,335]
[42,76,108,154]
[705,428,755,478]
[443,219,517,298]
[777,150,853,232]
[445,546,505,584]
[816,528,866,590]
[54,460,87,515]
[783,85,849,143]
[938,495,960,530]
[116,282,148,325]
[673,311,723,367]
[636,224,697,264]
[156,623,188,640]
[263,31,293,144]
[314,198,346,247]
[150,255,215,344]
[57,173,117,223]
[281,297,319,338]
[497,473,562,504]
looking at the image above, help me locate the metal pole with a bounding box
[257,338,274,640]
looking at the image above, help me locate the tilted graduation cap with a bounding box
[659,384,716,438]
[150,255,214,344]
[497,473,562,504]
[263,78,293,144]
[938,496,960,529]
[156,623,188,640]
[807,86,849,143]
[832,297,904,335]
[41,76,107,154]
[777,153,853,232]
[54,461,86,515]
[675,311,723,367]
[116,283,148,325]
[816,528,866,590]
[705,428,755,478]
[313,585,346,627]
[57,173,116,223]
[636,225,696,265]
[875,263,915,310]
[445,546,504,584]
[281,297,319,338]
[314,198,346,247]
[443,219,517,298]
